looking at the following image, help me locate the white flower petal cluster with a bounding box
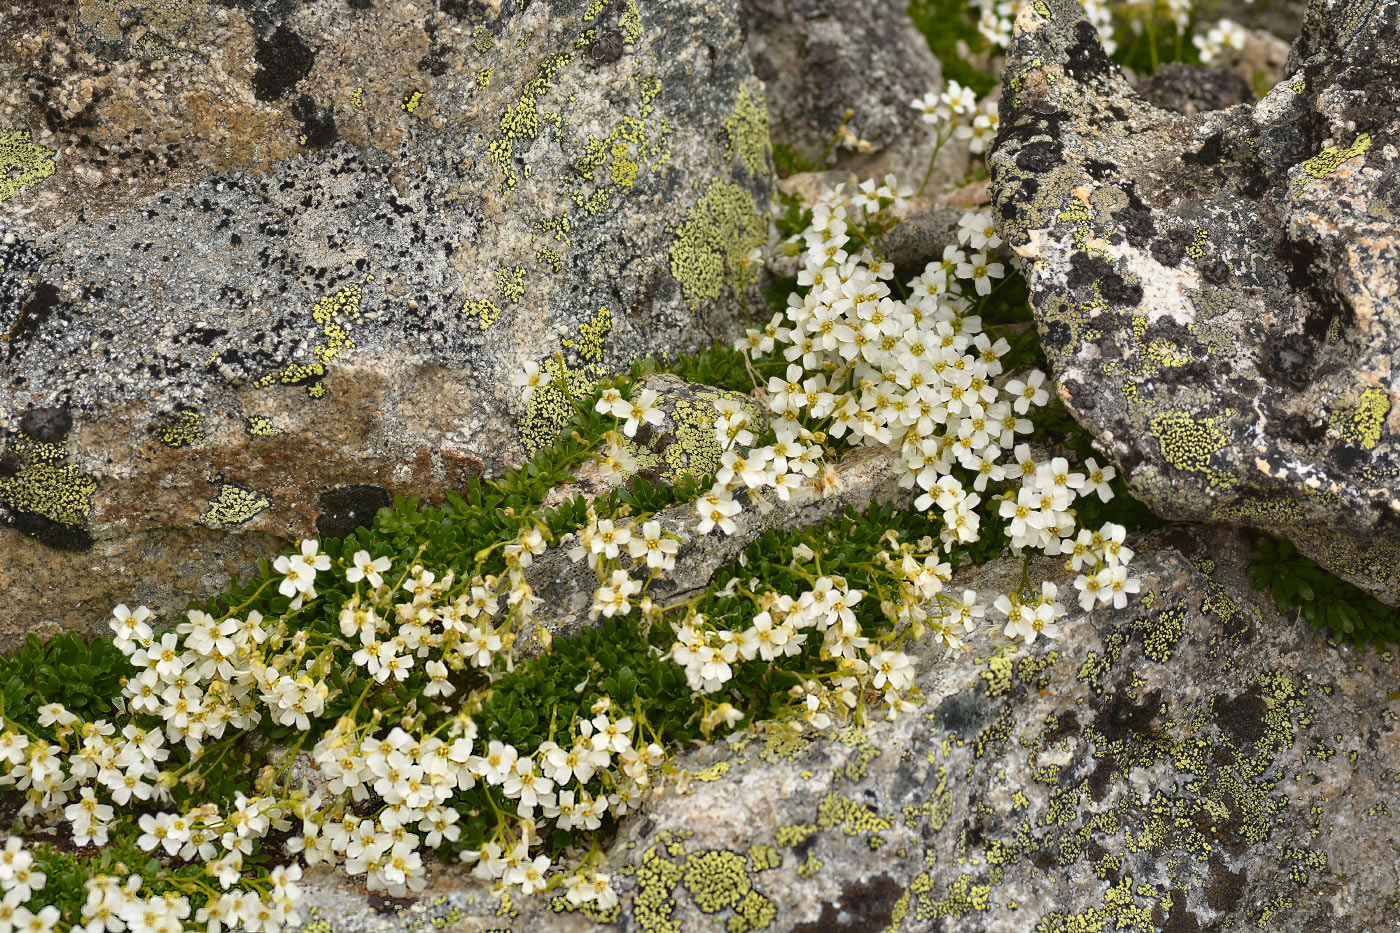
[1193,18,1247,63]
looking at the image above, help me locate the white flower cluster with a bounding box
[670,574,921,722]
[1193,18,1247,63]
[732,173,1141,650]
[0,513,640,928]
[911,81,1000,155]
[297,695,637,908]
[0,836,59,933]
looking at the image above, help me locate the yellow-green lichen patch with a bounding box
[0,436,97,528]
[0,129,56,205]
[723,85,771,178]
[774,822,818,847]
[1337,387,1390,450]
[620,0,643,43]
[461,298,503,330]
[691,760,730,782]
[565,104,674,216]
[78,0,204,46]
[630,836,774,933]
[496,265,527,304]
[519,357,597,453]
[668,181,766,305]
[816,790,893,836]
[349,87,364,109]
[576,306,612,364]
[201,484,270,527]
[253,284,364,397]
[1149,411,1229,482]
[979,649,1016,697]
[916,873,992,922]
[682,850,751,913]
[158,410,205,448]
[746,844,782,872]
[1132,604,1187,664]
[1034,877,1159,932]
[402,90,423,114]
[488,54,573,189]
[246,416,277,437]
[1295,134,1371,187]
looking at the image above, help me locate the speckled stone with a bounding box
[0,0,774,646]
[988,0,1400,602]
[739,0,955,185]
[290,527,1400,932]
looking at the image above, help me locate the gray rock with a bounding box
[1216,0,1309,42]
[740,0,950,184]
[1134,61,1254,116]
[0,0,774,647]
[987,0,1400,602]
[292,527,1400,932]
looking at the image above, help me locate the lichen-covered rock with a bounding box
[739,0,950,183]
[988,0,1400,602]
[0,0,774,645]
[288,528,1400,932]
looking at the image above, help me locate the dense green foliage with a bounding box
[1249,537,1400,649]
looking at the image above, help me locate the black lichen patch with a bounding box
[1159,886,1203,933]
[1205,852,1246,911]
[252,24,315,102]
[791,874,902,933]
[5,281,63,361]
[932,690,992,737]
[1063,20,1115,83]
[1094,687,1163,743]
[1015,140,1063,174]
[1151,227,1194,268]
[1184,132,1228,167]
[8,509,93,552]
[1067,252,1143,307]
[315,483,390,538]
[290,94,338,148]
[1214,685,1268,745]
[18,404,71,445]
[590,30,625,64]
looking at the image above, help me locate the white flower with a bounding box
[621,388,664,437]
[1193,19,1247,64]
[1006,369,1050,414]
[1080,458,1116,502]
[940,79,978,116]
[110,604,153,653]
[956,251,1005,296]
[423,660,454,698]
[346,550,392,588]
[593,569,641,619]
[627,520,679,571]
[694,488,742,536]
[911,91,950,127]
[870,650,915,691]
[511,360,546,402]
[956,210,1002,251]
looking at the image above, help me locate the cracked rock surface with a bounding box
[988,0,1400,603]
[292,528,1400,932]
[0,0,772,646]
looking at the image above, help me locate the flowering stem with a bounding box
[917,126,953,199]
